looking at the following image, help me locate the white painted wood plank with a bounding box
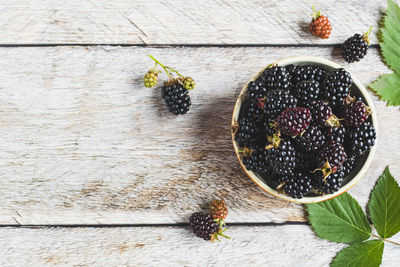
[0,0,395,45]
[0,46,399,225]
[0,225,398,266]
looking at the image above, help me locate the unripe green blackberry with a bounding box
[144,69,160,88]
[182,77,196,90]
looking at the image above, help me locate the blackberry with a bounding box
[144,69,160,88]
[324,125,346,144]
[263,120,276,137]
[246,101,264,121]
[317,140,347,177]
[322,68,352,106]
[242,148,270,174]
[296,125,326,151]
[189,212,218,241]
[342,29,371,63]
[291,65,326,84]
[260,66,291,91]
[309,7,332,39]
[182,77,196,90]
[342,97,371,127]
[276,107,311,137]
[279,172,313,199]
[235,118,259,148]
[313,170,344,194]
[342,157,356,176]
[162,83,191,115]
[263,89,298,120]
[247,80,268,99]
[309,100,339,128]
[266,139,296,175]
[292,80,320,105]
[347,123,376,156]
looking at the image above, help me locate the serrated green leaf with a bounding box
[369,73,400,106]
[306,193,371,243]
[331,240,384,267]
[381,0,400,73]
[368,167,400,238]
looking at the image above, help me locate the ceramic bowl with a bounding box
[231,56,377,203]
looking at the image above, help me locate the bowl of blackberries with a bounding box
[231,56,377,203]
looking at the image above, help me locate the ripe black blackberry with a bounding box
[309,100,340,128]
[347,123,376,156]
[266,139,297,176]
[279,172,313,199]
[296,125,326,151]
[322,68,352,106]
[291,65,326,84]
[296,150,317,172]
[235,118,259,148]
[242,148,270,173]
[342,156,356,176]
[324,125,346,144]
[276,107,311,137]
[292,80,320,105]
[317,140,347,177]
[162,82,191,115]
[342,28,372,63]
[260,66,291,91]
[263,89,298,120]
[247,80,268,99]
[313,170,344,194]
[189,212,218,241]
[246,101,264,121]
[263,120,276,137]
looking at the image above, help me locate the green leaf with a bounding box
[306,193,371,243]
[369,73,400,106]
[370,0,400,106]
[331,240,384,267]
[368,167,400,238]
[381,0,400,73]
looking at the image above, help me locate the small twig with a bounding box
[371,233,400,246]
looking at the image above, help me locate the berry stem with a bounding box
[311,6,320,20]
[371,233,400,246]
[148,54,173,79]
[363,26,373,45]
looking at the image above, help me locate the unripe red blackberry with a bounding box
[317,140,347,178]
[309,7,332,39]
[276,107,311,137]
[342,96,371,128]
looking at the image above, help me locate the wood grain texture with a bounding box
[0,46,399,225]
[0,0,395,45]
[0,225,399,266]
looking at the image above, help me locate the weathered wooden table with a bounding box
[0,0,399,266]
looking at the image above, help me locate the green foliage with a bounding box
[369,0,400,106]
[306,167,400,266]
[368,167,400,238]
[331,240,384,267]
[306,193,371,243]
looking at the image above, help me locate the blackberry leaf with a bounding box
[331,240,384,267]
[306,192,371,243]
[369,73,400,106]
[381,0,400,73]
[368,167,400,239]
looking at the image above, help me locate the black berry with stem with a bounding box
[316,140,347,178]
[309,100,340,128]
[342,27,372,63]
[322,68,352,106]
[147,55,195,115]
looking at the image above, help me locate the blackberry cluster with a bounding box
[235,64,376,199]
[322,68,352,106]
[162,83,191,115]
[189,212,218,241]
[342,33,369,63]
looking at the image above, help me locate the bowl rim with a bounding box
[231,55,378,203]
